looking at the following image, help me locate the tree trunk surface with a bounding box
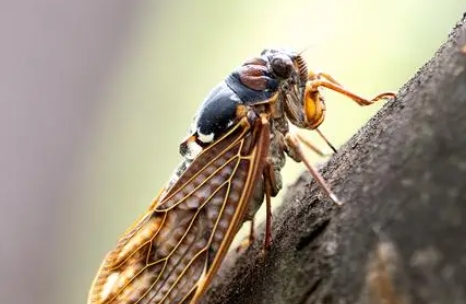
[203,14,466,304]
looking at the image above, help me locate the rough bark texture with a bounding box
[203,14,466,304]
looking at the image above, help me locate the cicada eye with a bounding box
[270,54,294,79]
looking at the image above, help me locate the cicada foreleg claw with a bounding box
[309,72,396,106]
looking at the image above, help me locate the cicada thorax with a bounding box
[180,52,299,220]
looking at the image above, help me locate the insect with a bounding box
[88,48,396,304]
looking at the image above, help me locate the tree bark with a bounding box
[203,13,466,304]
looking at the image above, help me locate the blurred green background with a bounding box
[57,1,464,303]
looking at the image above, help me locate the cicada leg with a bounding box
[236,157,280,254]
[236,218,255,253]
[285,132,343,206]
[261,160,275,253]
[315,128,337,153]
[294,130,336,156]
[309,72,396,106]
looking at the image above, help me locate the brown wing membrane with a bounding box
[88,114,270,304]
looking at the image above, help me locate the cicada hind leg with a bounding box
[261,158,282,252]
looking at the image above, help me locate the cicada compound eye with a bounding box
[270,54,294,79]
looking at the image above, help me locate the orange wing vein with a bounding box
[88,114,270,304]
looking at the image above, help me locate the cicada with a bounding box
[88,48,395,304]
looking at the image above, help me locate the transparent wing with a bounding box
[88,115,270,304]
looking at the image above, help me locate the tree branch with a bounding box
[203,13,466,304]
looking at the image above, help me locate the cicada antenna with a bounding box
[297,44,317,57]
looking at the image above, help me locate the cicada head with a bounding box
[262,48,325,131]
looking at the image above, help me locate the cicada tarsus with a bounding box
[88,48,396,304]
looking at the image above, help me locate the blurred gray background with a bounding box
[0,1,464,303]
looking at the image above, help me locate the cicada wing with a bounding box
[187,115,270,304]
[87,193,169,304]
[87,115,270,304]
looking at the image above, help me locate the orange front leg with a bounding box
[309,71,396,106]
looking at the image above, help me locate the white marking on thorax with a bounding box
[186,139,203,159]
[197,130,214,143]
